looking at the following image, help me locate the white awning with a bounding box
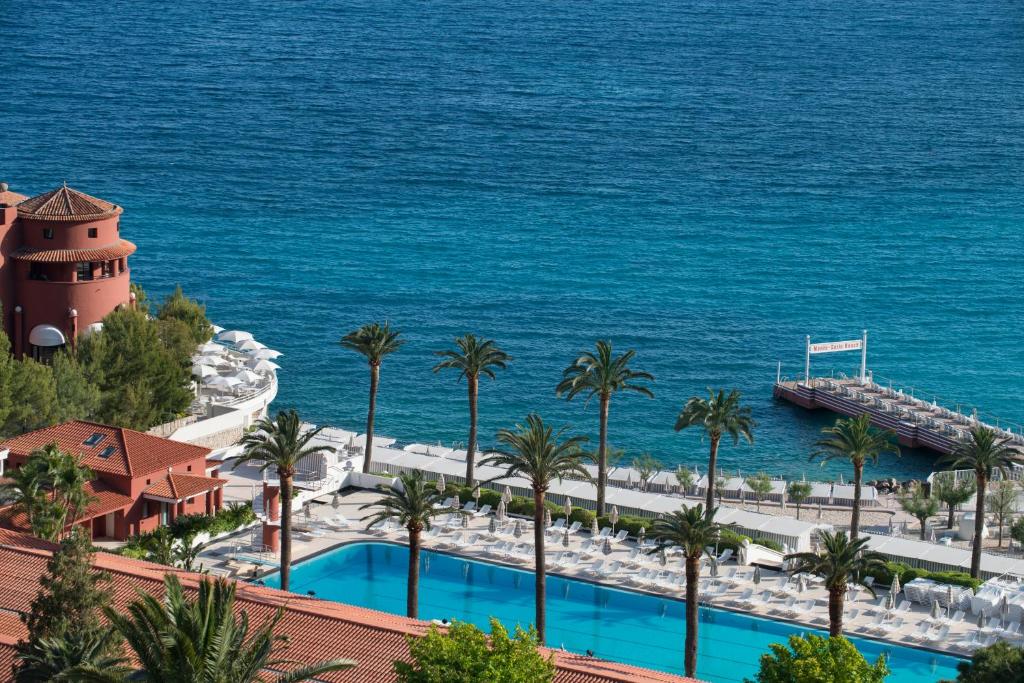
[28,324,66,347]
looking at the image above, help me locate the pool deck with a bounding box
[197,489,982,661]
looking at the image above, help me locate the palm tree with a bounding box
[44,446,95,538]
[482,414,589,644]
[938,426,1023,578]
[1,458,46,530]
[674,388,755,518]
[556,340,653,515]
[433,334,511,487]
[78,574,354,682]
[15,629,127,683]
[233,410,332,591]
[648,505,721,678]
[360,470,452,618]
[812,414,900,540]
[340,322,405,474]
[785,531,885,636]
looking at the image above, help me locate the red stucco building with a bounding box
[0,421,226,540]
[0,182,135,360]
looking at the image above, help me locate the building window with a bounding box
[83,432,105,447]
[76,262,93,281]
[187,465,192,472]
[101,261,114,278]
[28,263,47,281]
[88,227,98,238]
[42,228,53,239]
[98,446,116,459]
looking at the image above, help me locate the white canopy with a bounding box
[218,330,253,343]
[237,339,266,352]
[211,324,225,334]
[233,369,262,384]
[249,348,283,360]
[204,375,242,390]
[191,364,218,378]
[198,341,223,355]
[247,359,281,373]
[194,354,230,368]
[28,324,66,347]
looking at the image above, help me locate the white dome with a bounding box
[28,324,66,347]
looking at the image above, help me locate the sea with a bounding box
[2,1,1022,481]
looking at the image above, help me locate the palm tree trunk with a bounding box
[704,434,720,517]
[972,474,986,579]
[796,503,801,520]
[533,488,547,644]
[828,585,844,636]
[684,554,700,677]
[597,393,610,516]
[280,473,293,591]
[919,519,927,540]
[362,364,379,474]
[850,462,863,540]
[407,525,421,618]
[947,503,956,530]
[466,376,478,487]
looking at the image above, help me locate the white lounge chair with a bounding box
[612,529,629,544]
[473,504,492,517]
[598,560,623,577]
[435,497,455,509]
[463,501,476,513]
[549,518,566,532]
[907,621,931,642]
[730,588,754,606]
[325,514,351,529]
[925,625,950,644]
[565,521,582,535]
[587,559,605,576]
[596,527,612,540]
[772,597,797,615]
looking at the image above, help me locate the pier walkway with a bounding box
[774,377,1024,455]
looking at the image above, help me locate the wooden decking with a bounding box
[774,378,1024,456]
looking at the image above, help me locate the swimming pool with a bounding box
[264,542,962,682]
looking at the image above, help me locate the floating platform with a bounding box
[774,377,1024,456]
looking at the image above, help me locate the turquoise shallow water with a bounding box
[2,1,1023,479]
[264,542,963,682]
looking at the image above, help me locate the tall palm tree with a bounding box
[340,322,405,474]
[556,340,653,515]
[938,426,1022,578]
[812,414,899,540]
[674,388,755,519]
[648,505,721,678]
[1,458,46,530]
[785,531,885,636]
[78,574,354,682]
[233,410,332,591]
[433,334,511,487]
[482,414,589,644]
[44,446,95,538]
[360,470,452,618]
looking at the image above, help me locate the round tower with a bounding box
[10,184,136,360]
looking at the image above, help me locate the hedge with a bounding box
[118,502,256,558]
[865,561,981,591]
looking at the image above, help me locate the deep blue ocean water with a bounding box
[264,542,963,682]
[2,1,1023,480]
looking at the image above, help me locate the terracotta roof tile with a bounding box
[11,239,136,263]
[17,184,122,221]
[0,481,133,535]
[0,535,694,683]
[0,421,212,478]
[0,189,27,208]
[144,473,226,501]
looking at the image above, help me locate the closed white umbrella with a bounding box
[513,520,523,538]
[436,475,446,495]
[931,600,941,619]
[590,518,599,536]
[610,506,620,533]
[544,508,552,528]
[502,487,513,504]
[237,339,266,352]
[247,359,281,373]
[218,330,253,343]
[637,527,646,547]
[192,364,218,378]
[564,497,573,520]
[563,529,570,548]
[496,500,506,522]
[602,538,612,556]
[250,348,284,360]
[473,486,481,504]
[890,575,901,596]
[753,566,761,585]
[233,369,262,384]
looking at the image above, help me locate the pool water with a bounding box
[264,542,962,682]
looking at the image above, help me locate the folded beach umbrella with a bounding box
[753,566,761,585]
[472,486,481,503]
[1001,595,1010,620]
[218,330,253,343]
[564,498,573,520]
[590,518,599,536]
[563,530,570,548]
[931,600,941,619]
[513,520,523,538]
[488,517,497,534]
[890,575,901,596]
[977,611,985,629]
[462,514,469,529]
[496,500,506,522]
[610,506,620,532]
[502,486,512,504]
[544,508,552,528]
[436,475,446,495]
[603,538,612,556]
[637,527,646,547]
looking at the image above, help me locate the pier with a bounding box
[773,331,1024,456]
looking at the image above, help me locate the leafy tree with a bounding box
[233,410,331,591]
[556,340,653,515]
[15,530,121,681]
[157,285,213,344]
[394,619,554,683]
[632,453,663,492]
[51,350,101,423]
[785,532,885,636]
[1,444,95,540]
[340,322,405,474]
[745,473,773,512]
[899,485,940,540]
[156,317,198,371]
[675,388,755,519]
[986,481,1016,548]
[938,427,1023,578]
[675,466,694,495]
[0,317,15,429]
[1010,516,1024,549]
[433,334,511,487]
[483,414,589,644]
[649,505,721,678]
[360,470,451,618]
[933,473,976,529]
[787,481,813,520]
[747,634,889,683]
[78,574,355,682]
[951,640,1024,683]
[78,307,193,430]
[142,526,176,566]
[812,414,900,540]
[2,358,57,437]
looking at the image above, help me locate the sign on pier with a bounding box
[804,331,868,384]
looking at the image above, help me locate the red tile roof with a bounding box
[16,184,122,221]
[0,421,212,479]
[143,473,226,501]
[0,187,27,208]
[0,481,134,534]
[11,239,136,263]
[0,530,693,683]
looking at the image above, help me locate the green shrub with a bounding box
[752,537,784,553]
[864,561,981,591]
[718,529,752,552]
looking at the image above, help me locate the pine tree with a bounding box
[51,351,101,423]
